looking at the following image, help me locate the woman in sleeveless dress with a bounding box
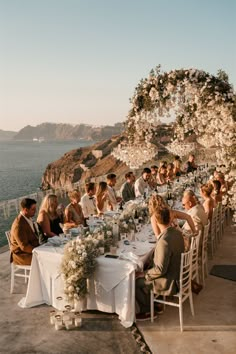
[64,190,84,228]
[37,194,63,237]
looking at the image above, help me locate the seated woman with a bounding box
[64,190,84,228]
[156,166,167,185]
[149,194,196,238]
[211,180,223,204]
[215,172,228,195]
[166,163,175,181]
[37,194,63,237]
[200,183,216,221]
[96,181,112,215]
[173,155,182,176]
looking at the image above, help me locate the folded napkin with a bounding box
[47,236,61,246]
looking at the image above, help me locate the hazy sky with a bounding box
[0,0,235,132]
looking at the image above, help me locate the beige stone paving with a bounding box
[137,224,236,354]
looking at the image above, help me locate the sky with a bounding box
[0,0,235,132]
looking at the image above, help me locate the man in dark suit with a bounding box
[136,207,184,320]
[10,198,39,265]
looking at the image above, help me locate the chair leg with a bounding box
[179,302,183,332]
[150,291,154,322]
[24,269,27,283]
[10,264,14,294]
[189,293,195,317]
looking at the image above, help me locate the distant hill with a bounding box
[0,129,16,140]
[13,122,124,141]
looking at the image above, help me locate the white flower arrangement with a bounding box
[114,65,236,210]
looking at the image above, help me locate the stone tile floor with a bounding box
[0,223,235,354]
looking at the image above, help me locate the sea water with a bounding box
[0,140,93,247]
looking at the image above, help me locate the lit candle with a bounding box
[64,318,74,330]
[54,315,64,330]
[49,310,56,325]
[74,315,82,328]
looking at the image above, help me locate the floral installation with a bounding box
[114,64,235,210]
[61,223,114,301]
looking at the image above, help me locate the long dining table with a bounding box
[18,224,155,328]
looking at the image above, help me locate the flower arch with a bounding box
[112,65,236,208]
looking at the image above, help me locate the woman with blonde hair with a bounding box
[64,190,84,228]
[37,194,63,237]
[149,194,196,237]
[96,181,112,214]
[211,180,223,204]
[200,183,216,220]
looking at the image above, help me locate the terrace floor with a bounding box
[0,222,235,354]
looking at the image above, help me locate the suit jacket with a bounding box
[120,182,135,202]
[145,226,184,296]
[10,214,39,265]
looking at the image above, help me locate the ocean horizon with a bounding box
[0,139,93,247]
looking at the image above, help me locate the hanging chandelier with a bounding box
[166,140,197,157]
[112,142,157,170]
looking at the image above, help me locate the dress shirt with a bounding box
[107,185,118,208]
[134,177,149,198]
[20,212,37,234]
[80,194,97,218]
[182,204,208,232]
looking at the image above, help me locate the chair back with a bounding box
[5,230,11,248]
[179,249,193,296]
[202,221,210,256]
[210,207,217,235]
[190,231,201,280]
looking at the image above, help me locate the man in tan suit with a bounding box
[136,207,184,320]
[10,198,39,265]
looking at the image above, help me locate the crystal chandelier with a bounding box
[112,143,157,170]
[166,140,197,157]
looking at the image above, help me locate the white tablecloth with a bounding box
[18,244,138,327]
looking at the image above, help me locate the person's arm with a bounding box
[172,209,196,234]
[12,223,35,253]
[151,214,161,237]
[37,211,56,237]
[145,239,170,280]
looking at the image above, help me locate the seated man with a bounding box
[80,182,97,218]
[106,173,122,209]
[135,207,184,320]
[182,190,208,233]
[134,167,151,197]
[120,171,136,203]
[185,154,198,174]
[10,198,39,265]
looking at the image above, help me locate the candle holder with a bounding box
[74,312,82,328]
[54,315,64,330]
[49,310,56,324]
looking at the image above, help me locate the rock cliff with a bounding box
[41,123,174,190]
[41,135,129,190]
